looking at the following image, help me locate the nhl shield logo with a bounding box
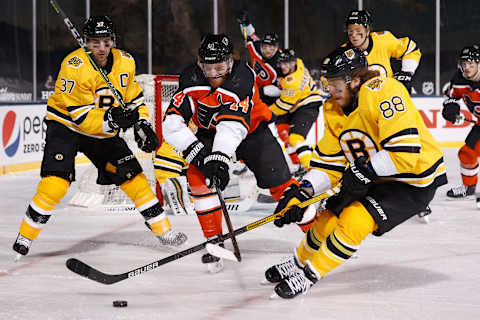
[422,81,434,95]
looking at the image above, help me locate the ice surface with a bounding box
[1,149,480,320]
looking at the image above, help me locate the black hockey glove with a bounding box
[105,106,139,130]
[394,71,413,92]
[202,151,231,191]
[442,98,461,123]
[274,184,311,228]
[236,10,250,25]
[326,156,376,217]
[134,119,159,153]
[182,140,209,170]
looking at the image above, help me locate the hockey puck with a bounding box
[113,300,128,307]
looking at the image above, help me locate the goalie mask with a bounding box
[198,33,234,79]
[458,45,480,80]
[83,15,115,41]
[321,47,367,83]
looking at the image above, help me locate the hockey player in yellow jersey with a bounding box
[270,49,326,173]
[265,46,447,299]
[343,9,421,92]
[12,16,187,259]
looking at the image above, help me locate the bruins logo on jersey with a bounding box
[66,56,83,68]
[366,78,384,91]
[120,50,132,59]
[345,49,355,59]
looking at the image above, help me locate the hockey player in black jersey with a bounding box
[162,34,302,273]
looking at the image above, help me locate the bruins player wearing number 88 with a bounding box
[267,46,447,299]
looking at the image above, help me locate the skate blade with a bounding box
[260,279,275,286]
[14,254,23,262]
[416,215,430,224]
[207,260,224,273]
[447,196,475,201]
[206,243,237,261]
[269,291,281,300]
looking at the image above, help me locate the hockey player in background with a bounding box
[12,16,187,259]
[162,34,303,273]
[343,9,421,93]
[237,11,283,105]
[441,45,480,199]
[265,46,447,299]
[270,48,326,174]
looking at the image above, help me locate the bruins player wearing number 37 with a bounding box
[266,46,447,299]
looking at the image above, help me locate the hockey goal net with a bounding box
[69,74,179,212]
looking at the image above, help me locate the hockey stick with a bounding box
[213,178,241,262]
[65,185,340,285]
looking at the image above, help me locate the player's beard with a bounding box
[207,74,229,89]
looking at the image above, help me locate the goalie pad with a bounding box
[163,176,195,215]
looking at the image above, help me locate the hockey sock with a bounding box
[289,133,312,170]
[191,193,222,238]
[269,178,299,202]
[19,176,70,240]
[121,173,171,236]
[310,202,376,276]
[296,209,338,263]
[187,165,222,238]
[458,145,479,186]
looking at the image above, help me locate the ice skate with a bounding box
[202,241,224,273]
[446,185,475,200]
[263,255,303,284]
[156,229,188,246]
[271,263,319,299]
[13,233,32,261]
[416,206,431,224]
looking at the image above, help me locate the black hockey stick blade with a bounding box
[66,258,126,285]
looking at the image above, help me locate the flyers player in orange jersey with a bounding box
[442,45,480,199]
[162,34,303,273]
[237,10,283,105]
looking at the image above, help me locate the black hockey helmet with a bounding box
[459,45,480,63]
[345,9,373,29]
[83,15,115,40]
[262,33,279,46]
[198,33,233,64]
[321,46,367,82]
[278,48,296,63]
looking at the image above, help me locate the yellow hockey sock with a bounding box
[20,176,70,240]
[296,209,338,264]
[310,202,377,276]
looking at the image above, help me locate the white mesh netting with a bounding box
[69,74,179,212]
